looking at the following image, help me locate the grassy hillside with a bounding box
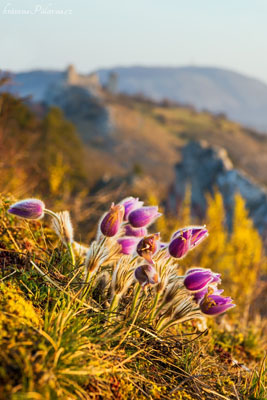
[0,195,266,400]
[89,93,267,190]
[47,88,267,201]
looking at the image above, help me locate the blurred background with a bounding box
[0,0,267,321]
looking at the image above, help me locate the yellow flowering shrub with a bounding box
[156,189,265,318]
[223,194,262,313]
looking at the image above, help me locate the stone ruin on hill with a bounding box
[64,64,101,96]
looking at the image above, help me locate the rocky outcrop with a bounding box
[44,79,111,143]
[168,141,267,236]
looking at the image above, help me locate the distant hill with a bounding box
[2,70,63,101]
[97,66,267,132]
[3,65,267,131]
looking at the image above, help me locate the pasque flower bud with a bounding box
[100,203,124,237]
[121,197,143,221]
[8,199,45,220]
[185,267,210,275]
[51,211,74,245]
[128,206,161,228]
[184,270,214,292]
[168,229,191,259]
[186,267,221,283]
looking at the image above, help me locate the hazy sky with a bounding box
[1,0,267,82]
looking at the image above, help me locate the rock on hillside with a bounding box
[168,141,267,236]
[45,83,111,143]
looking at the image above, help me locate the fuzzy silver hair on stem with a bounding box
[51,211,74,246]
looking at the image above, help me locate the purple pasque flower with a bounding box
[168,229,192,259]
[100,203,124,237]
[134,264,160,287]
[194,287,208,303]
[184,268,222,292]
[136,233,160,264]
[128,206,161,228]
[185,267,211,275]
[117,237,139,255]
[184,269,214,292]
[8,198,45,220]
[193,286,224,304]
[170,226,208,256]
[211,273,221,284]
[190,226,208,248]
[200,294,235,316]
[186,267,220,281]
[124,224,148,237]
[121,197,143,221]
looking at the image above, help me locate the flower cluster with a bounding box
[183,268,234,315]
[99,197,161,257]
[8,197,235,332]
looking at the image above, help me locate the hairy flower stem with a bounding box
[148,292,160,323]
[108,294,120,322]
[45,208,76,265]
[80,271,93,301]
[67,242,76,266]
[131,292,144,322]
[44,208,61,223]
[129,284,141,318]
